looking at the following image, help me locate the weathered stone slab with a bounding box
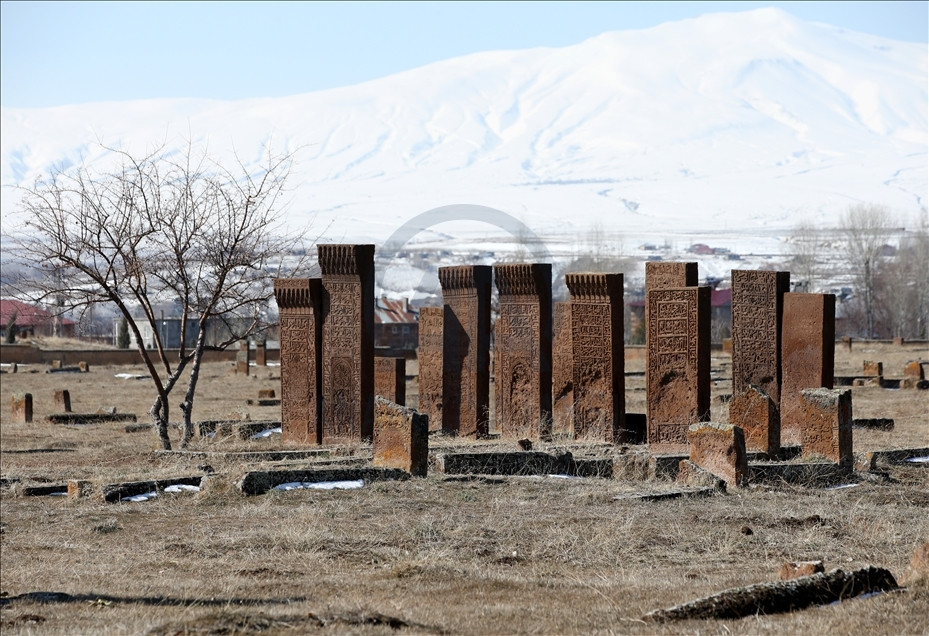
[274,277,323,445]
[728,385,779,455]
[552,302,573,437]
[566,273,624,443]
[198,419,279,438]
[258,389,276,399]
[852,418,894,431]
[236,340,250,375]
[731,270,789,406]
[103,476,203,503]
[11,392,33,423]
[748,460,850,486]
[493,264,552,440]
[54,389,72,413]
[687,421,747,488]
[780,293,835,446]
[434,450,605,477]
[778,560,825,580]
[438,265,492,438]
[46,413,137,424]
[417,306,444,432]
[646,286,711,452]
[645,262,698,292]
[238,467,409,496]
[677,460,727,490]
[862,360,883,376]
[255,341,267,366]
[374,357,406,405]
[800,388,852,467]
[373,396,427,476]
[68,479,93,498]
[319,244,376,442]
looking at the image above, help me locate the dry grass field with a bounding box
[1,341,927,635]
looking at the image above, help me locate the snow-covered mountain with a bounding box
[2,8,926,255]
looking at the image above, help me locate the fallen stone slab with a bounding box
[103,476,203,503]
[867,448,929,466]
[198,420,280,439]
[125,423,154,433]
[853,418,895,430]
[748,461,851,487]
[46,413,138,424]
[152,449,331,463]
[434,450,608,478]
[238,467,410,495]
[20,483,68,497]
[613,487,718,502]
[642,566,898,622]
[778,560,825,580]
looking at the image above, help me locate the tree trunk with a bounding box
[180,331,208,449]
[150,393,172,451]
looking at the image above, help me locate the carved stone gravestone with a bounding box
[373,396,428,476]
[728,384,779,455]
[254,341,267,366]
[780,293,835,447]
[646,286,711,453]
[645,262,697,294]
[236,340,250,375]
[493,263,552,440]
[12,392,33,423]
[552,302,573,437]
[274,278,323,445]
[417,307,444,431]
[319,244,375,442]
[565,273,624,443]
[439,266,492,438]
[799,387,852,467]
[54,389,72,413]
[375,357,406,405]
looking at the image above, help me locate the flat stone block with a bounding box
[687,421,747,488]
[11,392,33,423]
[373,396,428,476]
[237,467,408,496]
[799,388,853,467]
[728,386,779,456]
[677,459,726,490]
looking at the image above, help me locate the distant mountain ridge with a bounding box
[2,8,926,244]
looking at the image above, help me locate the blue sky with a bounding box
[1,1,926,108]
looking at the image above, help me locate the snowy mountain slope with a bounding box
[2,8,926,249]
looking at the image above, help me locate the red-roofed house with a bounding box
[374,296,419,350]
[0,299,76,339]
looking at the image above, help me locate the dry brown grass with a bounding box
[1,342,928,634]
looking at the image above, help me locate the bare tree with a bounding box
[786,220,824,292]
[873,213,929,339]
[5,142,314,449]
[839,203,896,338]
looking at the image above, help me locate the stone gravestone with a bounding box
[565,273,625,443]
[274,277,323,445]
[373,396,428,476]
[417,307,444,431]
[728,385,778,456]
[731,270,790,404]
[54,389,72,413]
[375,357,406,405]
[493,263,552,440]
[254,341,267,366]
[645,262,698,294]
[780,293,835,447]
[799,387,852,467]
[686,421,747,488]
[646,286,711,453]
[438,265,492,438]
[236,340,250,375]
[552,302,573,437]
[319,244,375,442]
[12,392,33,423]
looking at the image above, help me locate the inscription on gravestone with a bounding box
[417,307,444,431]
[274,278,323,445]
[552,302,573,437]
[731,270,789,405]
[319,244,375,442]
[565,273,624,443]
[439,266,492,438]
[493,264,552,440]
[780,293,835,447]
[646,286,711,452]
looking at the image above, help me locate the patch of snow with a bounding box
[121,491,158,502]
[114,373,148,380]
[250,426,282,440]
[906,456,929,463]
[825,483,859,490]
[273,479,365,491]
[163,484,201,493]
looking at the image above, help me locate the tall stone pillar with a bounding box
[417,307,444,431]
[552,302,573,437]
[319,244,375,442]
[731,270,790,404]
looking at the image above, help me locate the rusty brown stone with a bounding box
[255,341,267,366]
[235,340,250,375]
[319,244,376,443]
[645,262,698,293]
[438,266,492,438]
[778,560,825,580]
[552,302,573,438]
[646,286,711,452]
[842,336,853,351]
[493,264,552,440]
[903,360,924,379]
[373,396,428,476]
[903,542,929,586]
[78,361,89,373]
[54,389,72,413]
[257,388,276,399]
[862,360,883,376]
[731,270,789,407]
[274,277,323,445]
[686,422,747,488]
[68,479,92,498]
[799,387,852,467]
[417,307,443,431]
[780,293,835,446]
[565,273,624,443]
[728,385,779,456]
[11,392,32,423]
[375,357,406,405]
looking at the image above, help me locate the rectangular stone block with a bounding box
[319,244,376,443]
[11,392,33,423]
[731,270,789,405]
[54,389,72,413]
[799,387,853,467]
[780,293,835,446]
[417,307,444,431]
[236,340,250,375]
[493,263,552,440]
[257,388,276,399]
[862,360,883,377]
[439,265,492,438]
[255,341,267,366]
[375,357,406,405]
[904,360,924,379]
[552,302,573,437]
[646,286,711,452]
[728,385,779,456]
[274,277,323,445]
[645,262,698,293]
[566,273,625,443]
[687,421,747,488]
[373,396,428,477]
